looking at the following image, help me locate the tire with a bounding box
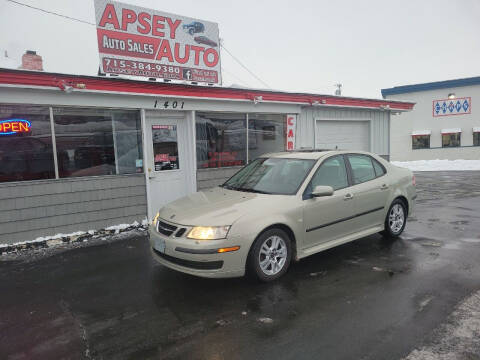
[381,198,407,238]
[247,228,292,282]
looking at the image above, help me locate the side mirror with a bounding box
[311,185,334,197]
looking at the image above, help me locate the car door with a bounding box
[303,155,356,250]
[346,154,390,231]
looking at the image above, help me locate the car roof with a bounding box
[262,150,375,160]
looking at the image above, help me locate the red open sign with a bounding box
[0,119,31,135]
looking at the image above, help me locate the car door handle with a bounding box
[380,184,389,190]
[344,193,354,201]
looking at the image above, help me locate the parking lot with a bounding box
[1,171,480,360]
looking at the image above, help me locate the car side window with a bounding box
[310,156,349,191]
[348,155,376,184]
[372,158,386,177]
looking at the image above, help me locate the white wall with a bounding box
[386,84,480,161]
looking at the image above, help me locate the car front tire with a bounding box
[381,198,407,238]
[247,228,292,282]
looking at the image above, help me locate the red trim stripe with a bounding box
[0,69,414,111]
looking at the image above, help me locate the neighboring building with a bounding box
[0,68,413,244]
[382,77,480,161]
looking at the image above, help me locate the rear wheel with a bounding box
[381,199,407,238]
[247,228,292,282]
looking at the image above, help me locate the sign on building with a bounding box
[286,114,296,150]
[433,97,471,117]
[94,0,221,84]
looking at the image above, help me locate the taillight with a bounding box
[412,175,416,186]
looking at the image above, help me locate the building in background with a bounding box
[0,68,413,244]
[382,77,480,161]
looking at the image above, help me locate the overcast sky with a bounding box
[1,0,479,98]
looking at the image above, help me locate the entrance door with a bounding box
[145,111,195,218]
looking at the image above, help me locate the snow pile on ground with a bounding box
[402,290,480,359]
[1,218,149,252]
[392,159,480,172]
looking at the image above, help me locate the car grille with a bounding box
[153,249,224,270]
[157,221,177,236]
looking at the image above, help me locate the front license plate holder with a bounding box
[154,238,166,253]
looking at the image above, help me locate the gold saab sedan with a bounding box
[149,150,416,281]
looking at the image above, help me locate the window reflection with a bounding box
[0,105,55,182]
[196,113,246,168]
[152,125,179,171]
[53,108,143,178]
[248,114,286,161]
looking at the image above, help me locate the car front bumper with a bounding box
[148,223,249,278]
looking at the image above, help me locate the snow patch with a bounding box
[392,159,480,172]
[1,218,149,251]
[16,231,86,246]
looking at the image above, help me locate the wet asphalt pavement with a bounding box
[1,171,480,360]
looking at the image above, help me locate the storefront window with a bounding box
[442,133,461,148]
[196,112,246,168]
[53,108,142,178]
[0,105,55,182]
[152,125,179,171]
[474,132,480,146]
[112,113,143,174]
[412,135,430,149]
[248,114,286,161]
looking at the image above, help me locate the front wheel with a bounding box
[247,228,292,282]
[381,199,407,238]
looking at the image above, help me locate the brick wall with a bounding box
[20,51,43,71]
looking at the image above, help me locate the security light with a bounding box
[448,93,456,99]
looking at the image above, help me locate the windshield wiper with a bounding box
[220,184,271,194]
[235,187,272,194]
[220,184,236,190]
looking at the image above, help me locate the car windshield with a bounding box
[221,157,315,195]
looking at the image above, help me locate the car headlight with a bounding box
[187,226,231,240]
[152,212,160,226]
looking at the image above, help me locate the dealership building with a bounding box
[382,76,479,161]
[0,67,413,244]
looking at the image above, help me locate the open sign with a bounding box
[0,119,31,135]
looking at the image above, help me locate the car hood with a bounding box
[158,187,273,226]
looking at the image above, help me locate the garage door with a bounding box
[315,120,370,151]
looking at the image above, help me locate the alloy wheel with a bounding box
[389,203,405,234]
[258,235,287,276]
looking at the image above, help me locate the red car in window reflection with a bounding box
[0,137,56,181]
[193,36,218,47]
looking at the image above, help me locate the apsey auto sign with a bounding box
[94,0,221,84]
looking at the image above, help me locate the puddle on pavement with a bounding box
[461,238,480,243]
[443,243,461,250]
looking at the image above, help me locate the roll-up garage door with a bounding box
[315,120,370,151]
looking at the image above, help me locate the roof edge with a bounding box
[0,68,414,110]
[382,76,480,97]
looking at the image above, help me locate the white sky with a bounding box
[0,0,479,98]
